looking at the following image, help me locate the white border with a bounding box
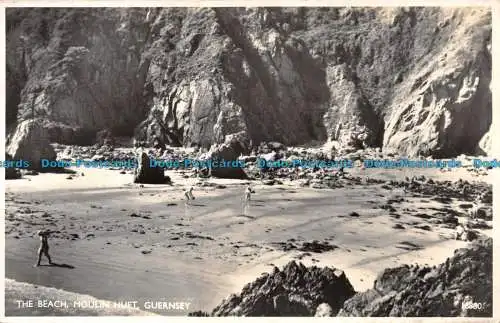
[0,1,498,322]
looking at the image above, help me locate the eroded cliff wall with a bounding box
[6,7,492,156]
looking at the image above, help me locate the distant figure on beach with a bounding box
[245,185,254,202]
[35,230,53,267]
[184,186,195,201]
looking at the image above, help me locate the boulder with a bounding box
[133,150,166,184]
[6,119,57,171]
[4,153,22,180]
[475,207,492,221]
[205,131,249,179]
[314,303,333,317]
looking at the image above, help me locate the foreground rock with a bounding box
[212,261,355,316]
[6,119,57,171]
[133,151,167,184]
[338,238,492,317]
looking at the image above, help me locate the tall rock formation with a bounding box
[382,9,491,157]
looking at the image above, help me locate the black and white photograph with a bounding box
[4,6,494,317]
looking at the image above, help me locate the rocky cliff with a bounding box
[6,7,492,157]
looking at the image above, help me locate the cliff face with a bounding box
[6,7,492,157]
[7,8,152,138]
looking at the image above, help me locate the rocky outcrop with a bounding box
[6,119,57,170]
[212,261,356,316]
[338,238,492,317]
[7,8,492,157]
[204,131,249,179]
[323,64,383,152]
[135,8,330,149]
[382,9,491,157]
[133,150,166,184]
[207,238,492,317]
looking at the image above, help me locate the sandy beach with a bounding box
[5,165,493,316]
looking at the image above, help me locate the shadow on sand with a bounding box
[39,263,75,269]
[237,214,256,220]
[38,168,78,174]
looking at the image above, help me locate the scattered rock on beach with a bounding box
[298,240,337,253]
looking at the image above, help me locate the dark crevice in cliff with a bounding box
[215,8,329,145]
[215,8,283,142]
[432,50,492,159]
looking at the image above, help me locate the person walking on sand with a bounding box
[245,184,254,202]
[184,186,195,201]
[35,229,53,267]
